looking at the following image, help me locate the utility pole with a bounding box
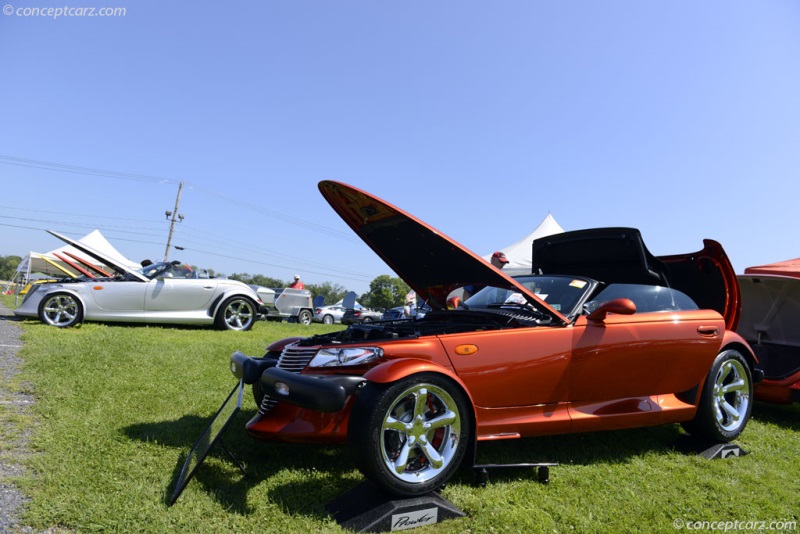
[164,181,185,261]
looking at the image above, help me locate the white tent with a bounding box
[482,214,565,275]
[11,229,140,287]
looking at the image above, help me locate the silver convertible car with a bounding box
[14,231,266,331]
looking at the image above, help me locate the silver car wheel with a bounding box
[712,358,750,433]
[298,310,312,325]
[40,293,82,327]
[218,297,255,331]
[379,383,461,485]
[323,314,334,325]
[681,349,753,442]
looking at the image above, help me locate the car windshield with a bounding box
[463,275,594,318]
[138,262,196,280]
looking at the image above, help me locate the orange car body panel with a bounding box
[246,398,354,444]
[246,311,754,444]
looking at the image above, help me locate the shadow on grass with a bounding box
[751,401,800,430]
[10,314,238,330]
[126,410,708,517]
[124,409,358,517]
[448,424,702,487]
[0,313,24,323]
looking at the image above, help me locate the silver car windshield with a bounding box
[138,262,172,280]
[137,262,198,280]
[464,275,594,317]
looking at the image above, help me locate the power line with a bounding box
[0,155,383,284]
[0,154,358,241]
[186,183,358,242]
[0,219,377,282]
[0,155,182,184]
[0,210,373,279]
[0,205,160,226]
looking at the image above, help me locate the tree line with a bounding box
[0,255,411,311]
[0,255,22,281]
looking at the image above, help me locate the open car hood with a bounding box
[47,230,149,282]
[531,227,740,331]
[318,181,567,324]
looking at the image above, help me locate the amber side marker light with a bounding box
[92,286,104,290]
[454,344,478,355]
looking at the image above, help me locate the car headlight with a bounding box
[308,347,384,368]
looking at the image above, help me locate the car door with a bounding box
[568,306,725,403]
[144,277,219,313]
[440,326,573,408]
[87,280,147,319]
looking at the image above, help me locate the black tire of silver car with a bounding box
[38,293,83,328]
[297,310,312,326]
[323,314,334,325]
[362,317,373,323]
[215,296,257,331]
[349,373,471,496]
[682,349,753,442]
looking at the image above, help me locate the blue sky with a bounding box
[1,1,799,294]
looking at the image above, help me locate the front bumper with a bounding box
[229,351,365,413]
[260,367,365,412]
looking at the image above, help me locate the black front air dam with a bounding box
[230,351,278,384]
[261,367,364,412]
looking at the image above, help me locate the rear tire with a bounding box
[682,349,752,442]
[323,314,334,325]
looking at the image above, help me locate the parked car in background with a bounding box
[341,306,384,324]
[382,303,431,320]
[382,306,404,320]
[15,231,266,331]
[315,293,370,324]
[737,259,800,405]
[314,304,347,324]
[229,181,756,497]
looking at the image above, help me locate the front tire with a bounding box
[215,296,256,331]
[349,373,470,496]
[682,349,753,442]
[39,293,83,327]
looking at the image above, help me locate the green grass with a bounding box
[1,293,799,532]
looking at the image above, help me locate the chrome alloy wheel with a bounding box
[712,358,750,433]
[222,299,255,330]
[41,294,81,327]
[379,383,461,485]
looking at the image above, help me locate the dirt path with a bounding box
[0,303,32,533]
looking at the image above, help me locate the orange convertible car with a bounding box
[230,181,757,496]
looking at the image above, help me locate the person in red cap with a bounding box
[459,251,511,303]
[491,251,509,269]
